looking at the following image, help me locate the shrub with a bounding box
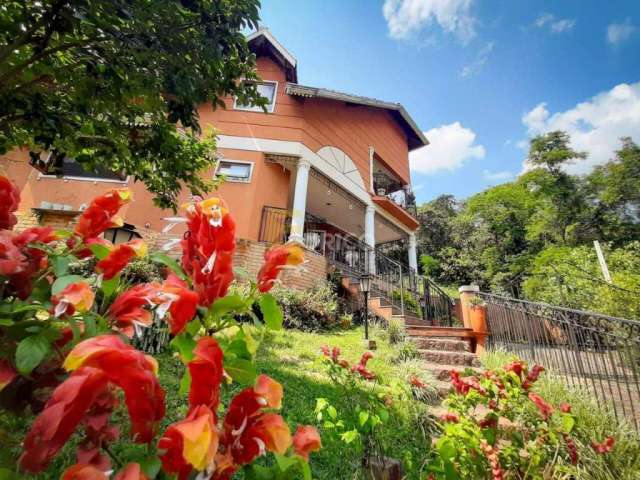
[392,340,419,363]
[391,289,421,316]
[386,317,405,344]
[271,282,339,331]
[121,256,165,283]
[339,313,353,329]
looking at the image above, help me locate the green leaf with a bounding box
[340,429,359,444]
[15,335,51,375]
[88,243,111,260]
[274,453,297,472]
[258,293,283,330]
[327,405,338,420]
[436,438,457,460]
[179,371,192,396]
[377,408,389,423]
[0,319,13,326]
[562,414,575,433]
[224,357,257,384]
[210,295,247,321]
[150,252,187,281]
[315,398,328,413]
[83,314,97,337]
[244,464,273,480]
[358,411,370,427]
[171,334,197,363]
[101,276,119,298]
[139,456,162,479]
[185,319,202,336]
[52,255,76,276]
[299,459,312,480]
[51,275,85,295]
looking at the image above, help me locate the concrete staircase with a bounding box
[341,276,481,397]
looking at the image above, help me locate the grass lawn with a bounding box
[0,326,435,479]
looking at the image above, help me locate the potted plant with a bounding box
[468,296,488,333]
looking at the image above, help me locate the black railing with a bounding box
[258,206,455,325]
[480,292,640,431]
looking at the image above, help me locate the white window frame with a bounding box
[36,153,129,184]
[214,159,254,183]
[233,80,278,113]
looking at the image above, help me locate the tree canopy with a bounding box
[0,0,266,209]
[417,133,640,317]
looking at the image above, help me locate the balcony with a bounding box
[372,173,419,228]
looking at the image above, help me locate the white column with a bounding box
[408,232,418,272]
[288,159,311,244]
[365,205,376,273]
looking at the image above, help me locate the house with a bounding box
[0,28,428,289]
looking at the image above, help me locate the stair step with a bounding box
[406,326,475,338]
[423,363,483,381]
[412,337,470,352]
[418,349,481,367]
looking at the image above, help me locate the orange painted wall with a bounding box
[0,53,412,239]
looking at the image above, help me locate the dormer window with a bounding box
[234,81,277,113]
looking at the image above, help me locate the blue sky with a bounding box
[259,0,640,204]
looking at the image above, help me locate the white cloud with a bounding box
[521,81,640,174]
[483,169,514,182]
[460,41,494,78]
[410,122,485,174]
[383,0,477,43]
[607,19,637,45]
[534,13,576,34]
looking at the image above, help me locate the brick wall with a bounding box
[12,212,325,291]
[235,239,328,290]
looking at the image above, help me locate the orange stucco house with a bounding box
[0,29,428,286]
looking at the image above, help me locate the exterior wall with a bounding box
[0,53,413,240]
[235,239,328,291]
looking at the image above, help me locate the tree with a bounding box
[0,0,266,209]
[527,131,586,175]
[525,131,588,244]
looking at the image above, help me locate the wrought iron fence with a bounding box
[480,292,640,431]
[423,277,454,326]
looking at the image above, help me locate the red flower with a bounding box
[351,351,376,380]
[20,366,110,472]
[76,237,113,259]
[96,239,147,280]
[114,463,149,480]
[155,273,199,335]
[440,412,459,423]
[522,364,545,389]
[563,434,579,465]
[480,440,503,480]
[0,231,26,275]
[61,463,108,480]
[181,197,236,306]
[320,345,330,357]
[0,359,17,391]
[75,190,131,239]
[76,386,119,471]
[257,243,305,293]
[158,405,218,480]
[478,416,498,429]
[52,282,95,317]
[560,402,572,413]
[107,283,159,337]
[292,425,322,460]
[528,392,553,420]
[221,375,291,465]
[591,436,615,454]
[331,346,341,363]
[63,335,165,443]
[409,375,428,389]
[0,175,20,230]
[505,361,525,378]
[450,371,486,395]
[188,337,224,413]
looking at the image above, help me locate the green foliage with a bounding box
[417,133,640,312]
[420,254,440,276]
[480,350,640,480]
[0,0,266,209]
[522,242,640,319]
[270,283,340,331]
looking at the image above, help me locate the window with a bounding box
[40,156,127,182]
[215,160,254,183]
[234,81,278,113]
